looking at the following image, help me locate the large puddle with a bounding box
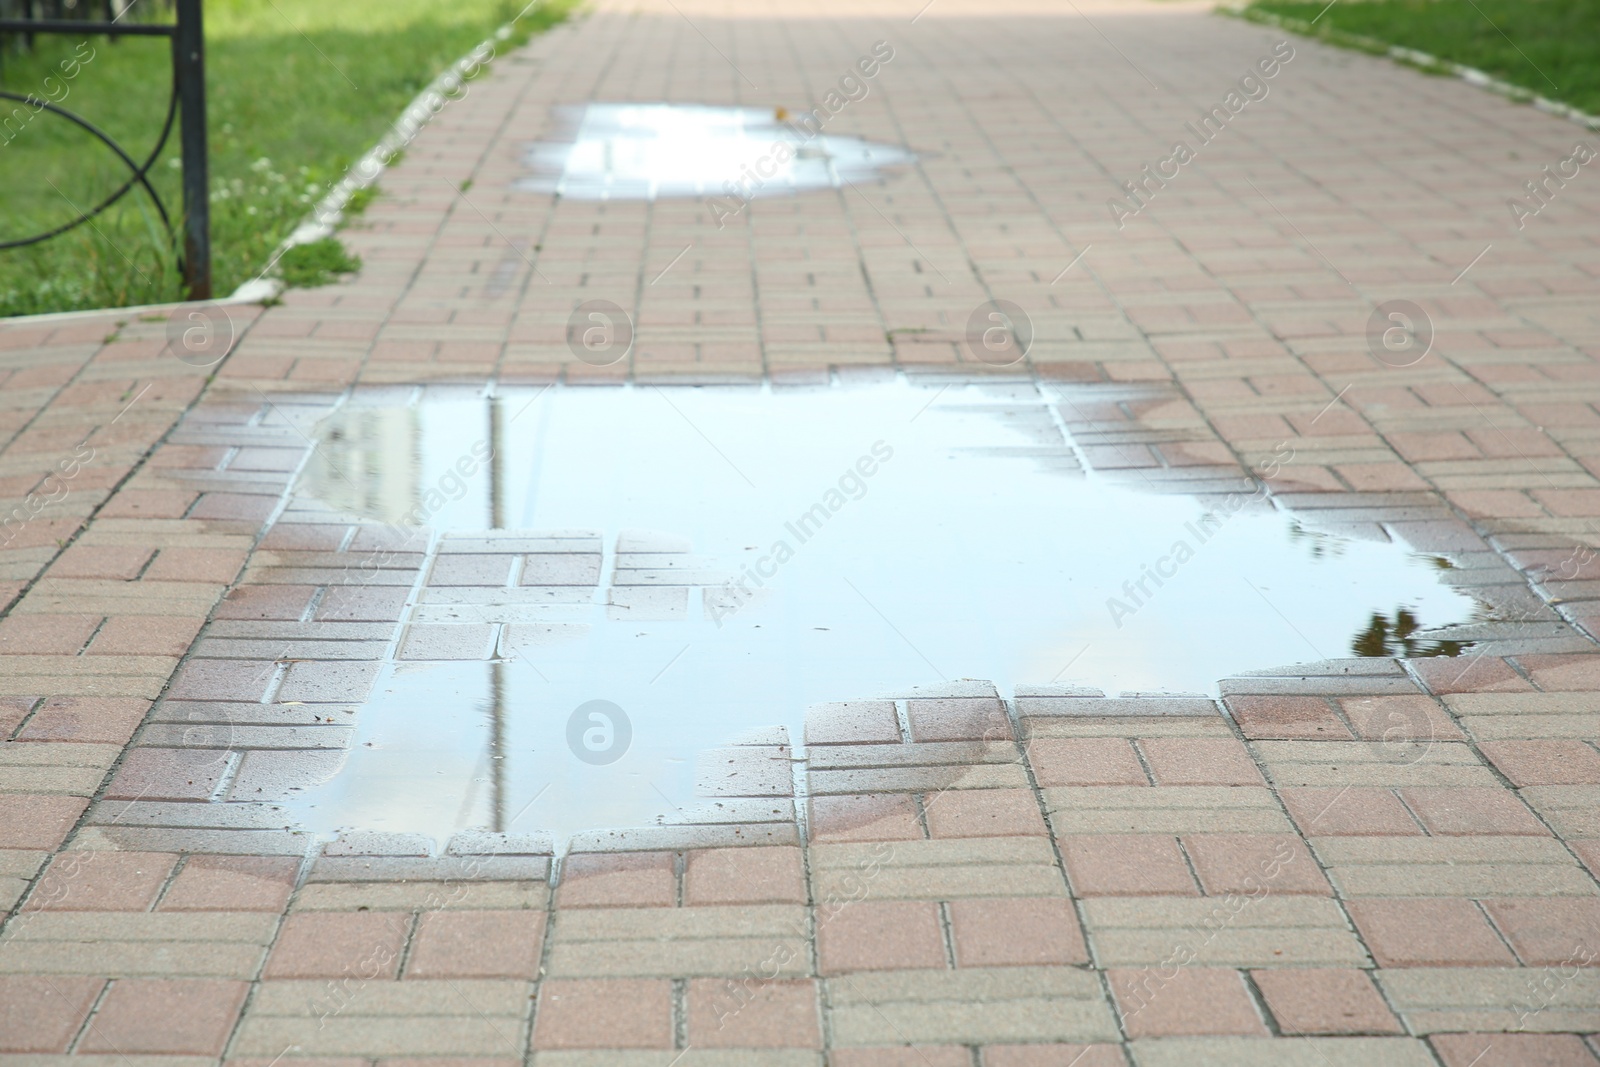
[286,380,1476,846]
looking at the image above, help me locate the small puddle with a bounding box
[514,103,915,200]
[286,380,1476,846]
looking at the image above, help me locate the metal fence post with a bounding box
[173,0,209,300]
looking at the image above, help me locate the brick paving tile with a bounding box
[686,977,821,1047]
[826,1048,972,1067]
[1027,738,1148,786]
[77,979,249,1054]
[1479,741,1600,786]
[804,701,902,745]
[403,910,546,978]
[981,1047,1129,1067]
[157,856,299,911]
[556,851,676,908]
[924,788,1048,838]
[1411,656,1534,695]
[905,698,1011,743]
[1250,968,1404,1035]
[1346,899,1518,967]
[1574,841,1600,881]
[1281,787,1424,836]
[817,900,948,974]
[15,696,150,744]
[946,897,1089,967]
[0,794,87,850]
[49,544,153,580]
[1109,966,1268,1037]
[1429,1032,1600,1066]
[532,977,673,1048]
[1181,834,1331,896]
[1341,696,1466,744]
[809,794,925,842]
[103,747,233,801]
[0,613,101,654]
[1059,835,1200,896]
[1225,696,1353,740]
[1480,899,1600,966]
[1398,788,1551,835]
[684,846,807,904]
[28,850,177,911]
[0,975,103,1052]
[262,912,412,979]
[1139,737,1264,786]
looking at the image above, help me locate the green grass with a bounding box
[0,0,571,317]
[1242,0,1600,114]
[278,236,362,288]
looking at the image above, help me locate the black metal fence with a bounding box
[0,0,211,299]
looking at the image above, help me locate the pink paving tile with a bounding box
[1430,1033,1600,1067]
[1250,968,1403,1035]
[0,794,87,850]
[28,851,177,911]
[15,696,150,744]
[1281,787,1424,836]
[826,1050,971,1067]
[104,747,233,801]
[0,613,101,654]
[158,855,298,911]
[0,976,103,1052]
[947,897,1088,966]
[1398,787,1550,835]
[1224,695,1353,739]
[1517,654,1600,692]
[924,787,1046,838]
[78,980,248,1055]
[1139,737,1265,786]
[557,851,676,907]
[262,912,411,979]
[48,544,153,580]
[1479,741,1600,786]
[804,701,901,745]
[1059,835,1199,896]
[1347,898,1518,967]
[1182,834,1331,896]
[1481,898,1600,967]
[404,910,546,979]
[1109,966,1268,1037]
[817,900,947,974]
[1411,655,1533,694]
[533,978,673,1049]
[1027,738,1148,786]
[684,846,806,905]
[981,1047,1129,1067]
[809,794,925,842]
[1340,694,1465,744]
[687,977,821,1047]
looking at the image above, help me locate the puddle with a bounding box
[288,379,1476,846]
[514,103,915,200]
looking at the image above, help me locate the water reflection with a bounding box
[286,379,1477,845]
[1352,608,1468,658]
[515,103,915,201]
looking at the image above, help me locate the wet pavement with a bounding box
[2,0,1600,1063]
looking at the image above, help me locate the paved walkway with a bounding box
[2,0,1599,1063]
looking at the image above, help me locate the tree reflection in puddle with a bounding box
[1351,607,1468,658]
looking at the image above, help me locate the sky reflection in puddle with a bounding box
[287,380,1475,846]
[514,103,915,200]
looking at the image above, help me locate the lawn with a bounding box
[1242,0,1600,115]
[0,0,570,317]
